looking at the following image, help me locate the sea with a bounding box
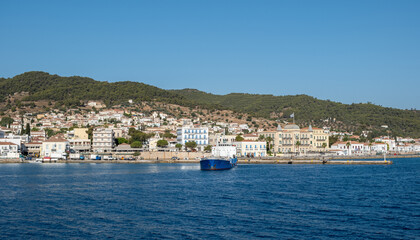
[0,158,419,239]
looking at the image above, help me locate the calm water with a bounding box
[0,158,419,239]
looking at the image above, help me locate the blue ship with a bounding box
[200,158,238,170]
[201,143,238,170]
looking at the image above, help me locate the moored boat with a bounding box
[200,144,237,170]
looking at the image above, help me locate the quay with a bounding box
[0,158,395,165]
[238,159,393,165]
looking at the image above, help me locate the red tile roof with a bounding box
[0,142,17,145]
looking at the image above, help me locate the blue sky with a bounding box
[1,0,419,109]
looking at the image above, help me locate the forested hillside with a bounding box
[0,72,212,109]
[1,72,419,137]
[171,89,420,138]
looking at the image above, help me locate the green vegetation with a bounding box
[163,130,176,139]
[175,143,183,150]
[185,141,197,150]
[157,139,168,148]
[204,145,212,152]
[128,128,153,144]
[2,72,420,138]
[0,71,215,109]
[0,116,13,127]
[172,89,420,138]
[116,137,129,145]
[130,141,142,148]
[235,134,244,141]
[25,123,30,135]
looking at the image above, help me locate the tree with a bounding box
[45,128,55,138]
[157,139,168,148]
[329,135,338,147]
[185,141,197,150]
[175,143,182,151]
[116,137,128,145]
[322,142,327,150]
[0,117,13,128]
[163,130,176,139]
[346,142,351,155]
[204,145,212,152]
[295,141,301,154]
[86,127,94,140]
[266,136,273,150]
[235,134,244,141]
[130,141,143,148]
[25,123,31,135]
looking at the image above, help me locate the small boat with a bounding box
[200,144,237,171]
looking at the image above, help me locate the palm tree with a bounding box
[266,136,273,151]
[322,142,327,151]
[295,141,301,155]
[346,141,351,156]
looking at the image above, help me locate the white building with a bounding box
[0,142,19,159]
[331,141,364,155]
[92,128,115,153]
[177,126,209,150]
[370,142,387,153]
[41,138,69,159]
[234,140,266,157]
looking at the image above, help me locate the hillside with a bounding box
[1,71,419,138]
[0,71,212,109]
[170,89,420,138]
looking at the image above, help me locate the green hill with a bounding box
[1,71,419,138]
[170,89,420,138]
[0,71,200,108]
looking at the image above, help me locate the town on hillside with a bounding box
[1,100,419,161]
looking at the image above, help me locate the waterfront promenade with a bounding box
[2,154,417,165]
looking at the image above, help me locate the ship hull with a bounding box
[200,158,238,171]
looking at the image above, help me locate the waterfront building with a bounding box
[26,142,42,156]
[271,124,329,154]
[0,142,19,159]
[370,142,387,153]
[176,126,209,150]
[234,140,266,157]
[92,128,115,153]
[374,137,396,151]
[40,138,69,158]
[331,141,366,155]
[69,139,91,153]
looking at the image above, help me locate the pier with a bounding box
[237,159,393,165]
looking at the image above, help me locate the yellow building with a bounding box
[272,124,329,154]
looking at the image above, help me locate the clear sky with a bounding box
[1,0,419,109]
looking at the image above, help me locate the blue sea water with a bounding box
[0,158,419,239]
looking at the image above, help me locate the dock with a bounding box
[237,159,393,165]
